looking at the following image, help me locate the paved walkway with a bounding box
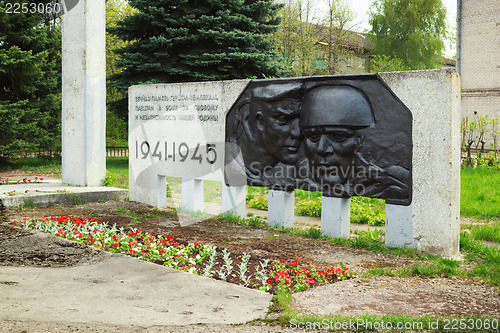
[0,177,127,209]
[0,179,273,327]
[0,253,271,327]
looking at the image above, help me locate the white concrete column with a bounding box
[268,189,295,228]
[62,0,106,186]
[182,178,204,212]
[222,184,246,218]
[157,175,167,208]
[321,196,351,238]
[385,203,414,247]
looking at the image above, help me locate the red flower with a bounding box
[280,260,285,264]
[12,221,17,225]
[267,280,272,285]
[168,235,174,240]
[291,260,298,267]
[305,277,316,284]
[113,243,119,248]
[112,235,119,241]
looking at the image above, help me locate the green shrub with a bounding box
[248,194,268,210]
[295,199,321,217]
[350,197,385,226]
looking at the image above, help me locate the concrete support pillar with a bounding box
[385,203,414,247]
[182,178,204,212]
[321,196,350,238]
[268,189,295,228]
[62,0,106,186]
[156,175,167,208]
[222,184,246,218]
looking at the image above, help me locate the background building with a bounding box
[458,0,500,120]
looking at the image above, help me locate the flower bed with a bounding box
[13,215,354,294]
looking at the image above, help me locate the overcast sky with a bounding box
[313,0,458,57]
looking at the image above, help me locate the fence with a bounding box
[106,146,128,157]
[0,147,130,159]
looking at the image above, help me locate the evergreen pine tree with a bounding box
[0,0,61,157]
[109,0,286,116]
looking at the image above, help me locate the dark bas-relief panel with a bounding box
[225,74,412,206]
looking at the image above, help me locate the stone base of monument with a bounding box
[0,178,128,210]
[321,196,351,238]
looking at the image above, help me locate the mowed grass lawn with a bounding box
[461,166,500,219]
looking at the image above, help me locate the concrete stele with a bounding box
[379,69,461,257]
[129,80,250,214]
[268,190,295,228]
[321,196,351,238]
[62,0,106,186]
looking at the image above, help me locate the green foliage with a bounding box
[461,166,500,218]
[352,229,384,243]
[275,0,322,76]
[460,231,500,287]
[219,212,246,224]
[303,227,323,239]
[0,156,61,174]
[467,222,500,244]
[295,199,321,217]
[0,1,62,157]
[104,171,118,187]
[369,54,410,72]
[248,194,269,210]
[368,0,448,70]
[461,115,500,168]
[105,157,129,188]
[105,0,136,142]
[109,0,286,113]
[247,215,265,227]
[350,197,385,225]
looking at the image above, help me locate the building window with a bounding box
[346,57,353,67]
[358,57,366,69]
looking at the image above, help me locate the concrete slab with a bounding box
[0,178,127,210]
[0,253,272,327]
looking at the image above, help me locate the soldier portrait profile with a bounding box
[225,74,413,206]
